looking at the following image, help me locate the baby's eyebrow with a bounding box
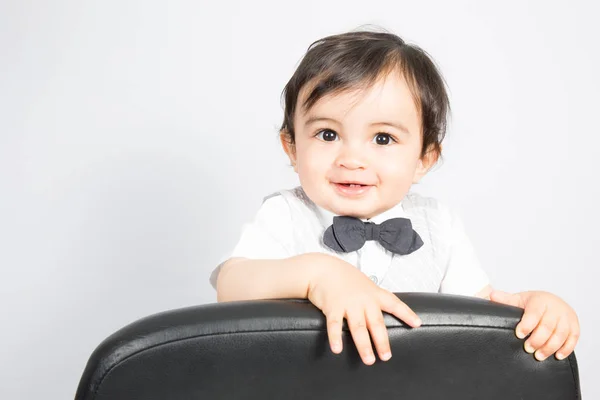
[304,116,340,126]
[370,121,410,135]
[305,115,410,135]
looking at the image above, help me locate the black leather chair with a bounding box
[75,293,581,399]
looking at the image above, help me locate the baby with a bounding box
[210,28,579,366]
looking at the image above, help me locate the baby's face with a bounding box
[282,71,433,219]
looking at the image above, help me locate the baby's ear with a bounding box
[412,145,440,183]
[279,130,297,172]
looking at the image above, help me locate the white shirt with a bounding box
[210,186,489,296]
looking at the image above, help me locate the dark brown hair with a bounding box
[279,27,450,162]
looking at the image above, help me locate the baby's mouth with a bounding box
[339,183,365,187]
[334,181,372,187]
[331,181,373,197]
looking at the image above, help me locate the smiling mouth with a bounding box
[331,181,374,197]
[338,183,366,187]
[334,181,372,187]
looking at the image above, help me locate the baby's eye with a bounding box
[315,129,338,142]
[373,133,396,146]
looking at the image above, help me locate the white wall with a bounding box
[1,0,597,398]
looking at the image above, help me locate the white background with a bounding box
[1,0,597,398]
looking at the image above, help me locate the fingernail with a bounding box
[516,329,525,339]
[524,342,535,353]
[381,352,392,361]
[535,351,546,361]
[332,342,342,353]
[556,352,565,360]
[414,317,422,326]
[365,354,376,364]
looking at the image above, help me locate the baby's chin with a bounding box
[320,198,388,219]
[321,193,406,219]
[303,182,400,218]
[338,206,383,219]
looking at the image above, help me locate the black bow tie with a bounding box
[323,216,424,255]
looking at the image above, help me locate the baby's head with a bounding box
[279,28,450,219]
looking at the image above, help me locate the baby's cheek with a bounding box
[377,163,415,198]
[376,157,413,182]
[299,148,330,172]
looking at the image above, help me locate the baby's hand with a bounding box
[490,289,580,361]
[307,254,422,365]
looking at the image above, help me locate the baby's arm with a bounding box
[213,194,340,301]
[216,253,325,302]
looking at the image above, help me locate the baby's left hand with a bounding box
[489,289,580,361]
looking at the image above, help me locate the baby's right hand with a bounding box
[307,254,422,366]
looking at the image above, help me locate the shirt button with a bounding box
[369,275,378,284]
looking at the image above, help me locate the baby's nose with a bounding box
[335,145,368,169]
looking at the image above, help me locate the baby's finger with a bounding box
[365,305,392,361]
[325,309,345,354]
[516,301,547,339]
[555,329,580,360]
[346,308,376,365]
[524,312,557,355]
[379,292,421,328]
[534,317,569,361]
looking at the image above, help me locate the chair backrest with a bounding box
[75,293,581,400]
